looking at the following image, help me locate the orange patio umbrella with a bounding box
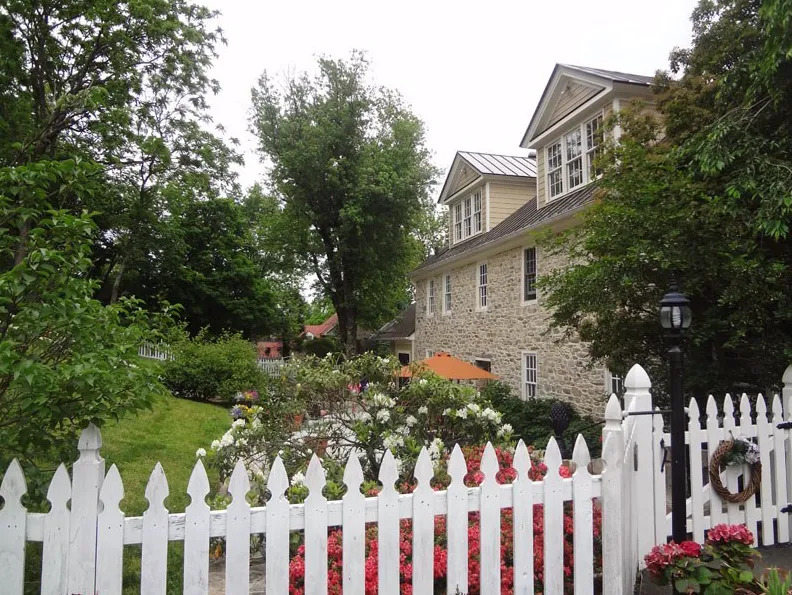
[399,351,498,381]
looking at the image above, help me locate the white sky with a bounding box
[202,0,697,198]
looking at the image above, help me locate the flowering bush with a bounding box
[288,445,600,594]
[644,524,760,594]
[204,353,516,497]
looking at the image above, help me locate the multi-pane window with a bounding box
[524,247,537,301]
[443,274,452,313]
[546,111,606,201]
[477,263,488,309]
[586,114,603,176]
[524,353,537,399]
[565,129,583,189]
[547,141,563,198]
[473,192,482,233]
[428,279,435,315]
[454,203,462,241]
[463,197,472,237]
[609,371,624,396]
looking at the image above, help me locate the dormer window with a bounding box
[452,190,484,243]
[546,112,604,201]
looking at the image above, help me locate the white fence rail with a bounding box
[257,357,285,375]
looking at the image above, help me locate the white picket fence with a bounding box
[0,383,652,595]
[138,342,173,361]
[257,357,285,375]
[647,365,792,547]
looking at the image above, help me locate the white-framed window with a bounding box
[586,114,603,176]
[565,129,583,190]
[608,370,624,396]
[463,197,472,237]
[426,349,435,358]
[523,352,537,399]
[545,111,605,201]
[477,262,488,310]
[547,141,563,198]
[454,203,462,241]
[427,279,435,315]
[523,247,537,302]
[443,274,452,314]
[473,191,482,233]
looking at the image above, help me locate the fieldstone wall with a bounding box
[414,243,608,416]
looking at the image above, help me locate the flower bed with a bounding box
[288,446,601,594]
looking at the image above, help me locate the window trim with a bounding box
[476,261,488,311]
[522,246,538,305]
[442,273,452,315]
[474,358,492,373]
[545,110,605,202]
[451,187,485,244]
[427,279,435,316]
[606,369,624,396]
[522,351,538,400]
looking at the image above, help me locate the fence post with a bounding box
[67,423,105,595]
[624,364,657,562]
[782,365,792,540]
[601,394,625,595]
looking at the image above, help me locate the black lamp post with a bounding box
[659,283,692,543]
[550,401,571,459]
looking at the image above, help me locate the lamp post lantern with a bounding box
[660,283,692,543]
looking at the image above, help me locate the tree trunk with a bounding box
[110,259,127,304]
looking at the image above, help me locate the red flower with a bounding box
[706,523,754,546]
[679,540,701,558]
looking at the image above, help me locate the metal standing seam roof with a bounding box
[562,64,655,86]
[415,183,598,273]
[457,151,537,177]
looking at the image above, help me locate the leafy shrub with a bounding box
[203,353,515,492]
[295,335,342,358]
[481,381,603,458]
[162,331,264,402]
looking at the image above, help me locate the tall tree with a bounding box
[542,0,792,399]
[250,52,438,354]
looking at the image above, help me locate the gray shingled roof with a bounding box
[563,64,655,86]
[370,303,416,341]
[415,184,598,273]
[458,151,537,177]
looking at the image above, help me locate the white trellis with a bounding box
[2,366,679,594]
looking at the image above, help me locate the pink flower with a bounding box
[679,540,701,558]
[707,523,754,546]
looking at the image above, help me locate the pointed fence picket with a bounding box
[14,362,792,594]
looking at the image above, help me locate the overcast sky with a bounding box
[201,0,698,198]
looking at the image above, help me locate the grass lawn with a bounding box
[99,392,230,594]
[99,391,230,515]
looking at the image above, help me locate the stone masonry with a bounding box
[413,241,609,416]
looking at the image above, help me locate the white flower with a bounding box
[376,409,391,423]
[251,418,262,429]
[232,418,246,428]
[291,471,306,487]
[455,408,468,419]
[405,415,417,427]
[481,407,499,422]
[219,431,235,448]
[418,406,428,415]
[383,434,404,450]
[442,408,451,416]
[195,448,207,458]
[427,437,444,460]
[211,440,221,450]
[418,378,428,385]
[359,411,372,423]
[467,403,481,414]
[497,424,514,438]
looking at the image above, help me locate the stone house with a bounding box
[410,64,655,414]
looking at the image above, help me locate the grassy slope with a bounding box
[98,393,230,594]
[99,392,229,515]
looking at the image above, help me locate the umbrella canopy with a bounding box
[399,351,498,380]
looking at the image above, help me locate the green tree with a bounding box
[542,0,792,399]
[250,52,438,354]
[0,161,168,497]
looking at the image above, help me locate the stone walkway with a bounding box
[208,557,266,594]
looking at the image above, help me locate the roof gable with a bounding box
[438,151,536,204]
[520,64,653,148]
